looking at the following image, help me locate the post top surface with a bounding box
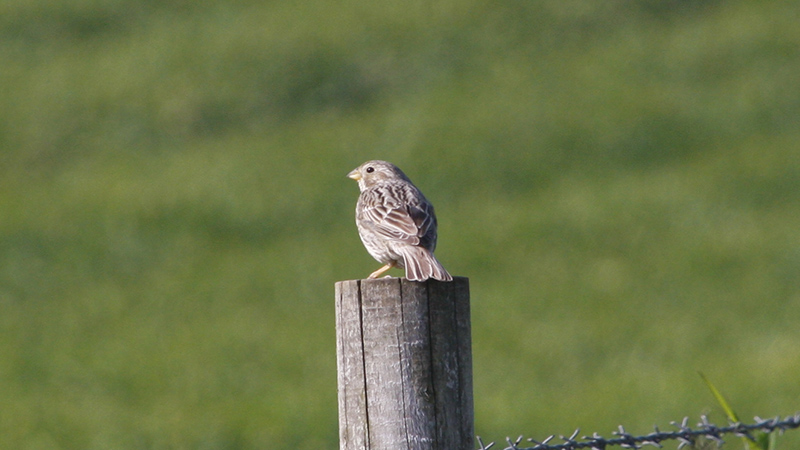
[335,276,468,287]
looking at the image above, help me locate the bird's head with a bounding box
[347,160,411,191]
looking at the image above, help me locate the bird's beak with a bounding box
[347,169,361,181]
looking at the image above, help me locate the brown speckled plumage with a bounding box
[347,160,452,282]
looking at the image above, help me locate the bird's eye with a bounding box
[365,167,374,173]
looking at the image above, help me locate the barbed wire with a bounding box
[476,414,800,450]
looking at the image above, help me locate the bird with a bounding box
[347,160,453,282]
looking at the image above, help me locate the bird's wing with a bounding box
[360,186,427,245]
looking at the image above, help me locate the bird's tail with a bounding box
[400,246,453,282]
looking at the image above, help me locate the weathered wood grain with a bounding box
[335,277,472,450]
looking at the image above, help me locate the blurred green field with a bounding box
[2,0,799,449]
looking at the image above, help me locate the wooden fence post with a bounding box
[335,277,473,450]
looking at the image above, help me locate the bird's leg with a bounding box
[368,262,395,279]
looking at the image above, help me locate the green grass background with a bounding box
[2,0,799,448]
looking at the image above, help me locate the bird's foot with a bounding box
[368,263,395,279]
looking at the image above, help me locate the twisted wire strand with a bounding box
[477,414,800,450]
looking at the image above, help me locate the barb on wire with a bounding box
[476,413,800,450]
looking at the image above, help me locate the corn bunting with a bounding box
[347,160,452,282]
